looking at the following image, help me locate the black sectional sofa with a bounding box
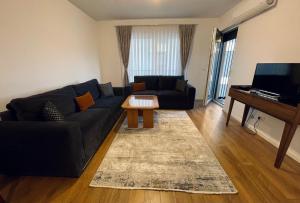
[0,76,195,178]
[131,76,196,109]
[0,79,129,177]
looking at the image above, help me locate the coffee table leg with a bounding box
[143,109,154,128]
[127,109,138,128]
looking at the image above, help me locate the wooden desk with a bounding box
[226,86,300,168]
[0,195,5,203]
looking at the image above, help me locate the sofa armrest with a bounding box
[186,84,196,109]
[113,86,131,98]
[0,121,85,177]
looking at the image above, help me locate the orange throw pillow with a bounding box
[75,92,95,111]
[132,82,146,92]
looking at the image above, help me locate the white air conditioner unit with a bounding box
[222,0,277,31]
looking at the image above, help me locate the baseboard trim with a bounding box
[229,113,300,163]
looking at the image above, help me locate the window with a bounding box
[128,25,181,82]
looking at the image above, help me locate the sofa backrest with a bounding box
[7,86,78,121]
[134,75,184,90]
[4,79,103,121]
[72,79,100,100]
[0,111,17,121]
[158,76,184,90]
[134,76,159,90]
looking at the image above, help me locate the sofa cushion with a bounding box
[43,101,64,121]
[73,79,100,100]
[134,76,159,90]
[159,76,184,90]
[7,86,77,121]
[175,79,188,92]
[132,83,146,92]
[91,96,123,109]
[99,82,114,97]
[75,92,95,111]
[65,108,110,133]
[132,90,158,95]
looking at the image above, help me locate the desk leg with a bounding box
[275,105,300,168]
[226,98,234,126]
[275,122,295,168]
[241,105,250,127]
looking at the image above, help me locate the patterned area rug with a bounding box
[90,111,237,194]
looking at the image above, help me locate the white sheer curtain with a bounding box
[128,25,181,82]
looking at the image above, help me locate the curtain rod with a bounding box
[114,24,197,27]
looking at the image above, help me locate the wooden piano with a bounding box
[226,85,300,168]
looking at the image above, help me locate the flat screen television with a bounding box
[251,63,300,106]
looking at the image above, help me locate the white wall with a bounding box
[96,18,218,100]
[0,0,100,111]
[221,0,300,161]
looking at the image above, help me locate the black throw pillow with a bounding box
[43,101,64,121]
[175,79,188,92]
[99,82,115,97]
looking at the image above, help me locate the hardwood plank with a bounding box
[174,192,192,203]
[144,191,160,203]
[128,190,145,203]
[160,192,175,203]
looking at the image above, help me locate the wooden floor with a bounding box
[1,103,300,203]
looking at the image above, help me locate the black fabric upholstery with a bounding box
[158,90,187,109]
[66,109,108,132]
[132,76,195,109]
[0,111,17,121]
[92,96,124,109]
[186,84,196,109]
[43,101,64,121]
[65,108,111,158]
[159,76,184,90]
[132,90,158,95]
[0,121,85,177]
[73,79,100,99]
[134,76,159,90]
[7,86,77,121]
[112,86,131,99]
[158,90,186,97]
[0,80,128,177]
[113,87,126,97]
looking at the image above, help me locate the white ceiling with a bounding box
[69,0,241,21]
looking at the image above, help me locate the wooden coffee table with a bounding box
[122,95,159,128]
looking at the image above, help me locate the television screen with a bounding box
[252,63,300,106]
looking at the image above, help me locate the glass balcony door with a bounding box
[214,38,237,105]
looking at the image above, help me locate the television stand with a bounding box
[226,85,300,168]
